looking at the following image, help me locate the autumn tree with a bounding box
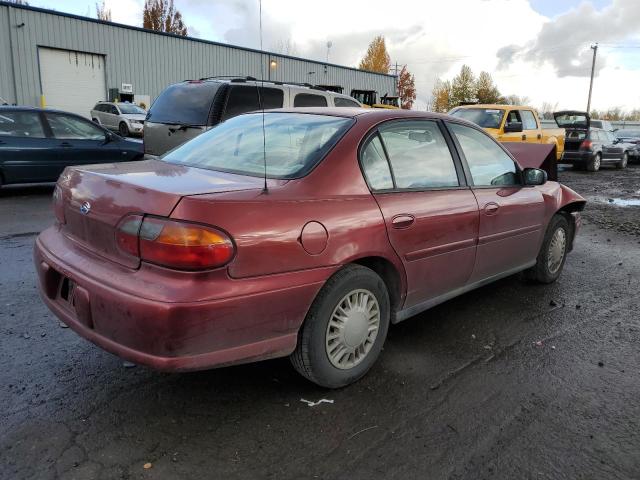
[450,65,477,106]
[358,36,391,74]
[397,65,416,109]
[431,79,453,113]
[143,0,188,36]
[475,71,502,104]
[96,1,111,21]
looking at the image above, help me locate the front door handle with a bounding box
[521,134,527,141]
[537,133,542,140]
[483,202,500,215]
[391,214,415,229]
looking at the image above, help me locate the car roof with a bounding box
[254,107,473,123]
[0,105,96,117]
[454,104,531,110]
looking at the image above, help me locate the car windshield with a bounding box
[163,112,354,179]
[617,129,640,138]
[118,104,146,114]
[449,108,504,129]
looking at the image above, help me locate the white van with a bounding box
[144,77,362,156]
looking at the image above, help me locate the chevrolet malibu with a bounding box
[35,109,585,388]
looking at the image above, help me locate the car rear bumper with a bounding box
[34,226,333,371]
[560,151,592,164]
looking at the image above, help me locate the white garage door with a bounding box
[39,48,106,118]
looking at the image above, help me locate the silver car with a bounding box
[90,102,146,137]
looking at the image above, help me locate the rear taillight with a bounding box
[116,215,234,270]
[580,140,593,150]
[52,185,66,224]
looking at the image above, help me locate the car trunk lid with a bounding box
[57,159,267,268]
[554,110,590,152]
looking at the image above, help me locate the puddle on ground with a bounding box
[599,197,640,207]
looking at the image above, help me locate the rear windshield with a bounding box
[163,112,354,179]
[449,108,504,129]
[555,113,588,128]
[147,82,221,125]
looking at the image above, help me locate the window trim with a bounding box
[357,118,468,193]
[444,119,525,189]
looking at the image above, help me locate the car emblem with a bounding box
[80,201,91,215]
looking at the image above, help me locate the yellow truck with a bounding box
[449,104,565,160]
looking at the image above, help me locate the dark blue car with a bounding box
[0,106,144,188]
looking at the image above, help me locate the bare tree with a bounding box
[143,0,188,36]
[271,38,298,56]
[96,1,112,21]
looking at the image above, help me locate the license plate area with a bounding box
[59,276,76,307]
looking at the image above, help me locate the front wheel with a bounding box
[290,265,390,388]
[587,153,601,172]
[525,214,570,284]
[616,152,628,169]
[118,122,130,137]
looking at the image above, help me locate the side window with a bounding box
[334,97,360,108]
[360,135,393,190]
[521,110,538,130]
[448,122,519,187]
[93,104,101,112]
[46,113,106,140]
[260,87,284,109]
[110,105,119,115]
[379,120,459,189]
[223,86,260,120]
[293,94,328,107]
[0,111,46,138]
[505,110,521,125]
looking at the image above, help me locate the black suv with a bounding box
[555,111,632,172]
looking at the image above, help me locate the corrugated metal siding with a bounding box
[0,3,396,107]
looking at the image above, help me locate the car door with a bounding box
[0,110,60,183]
[359,119,479,308]
[44,112,114,173]
[447,121,546,282]
[604,131,623,159]
[520,110,541,143]
[499,109,525,143]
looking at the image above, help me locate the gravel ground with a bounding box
[1,173,639,480]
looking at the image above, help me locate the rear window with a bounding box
[449,108,504,129]
[147,82,221,125]
[163,112,353,179]
[222,86,284,120]
[555,113,588,128]
[294,94,328,107]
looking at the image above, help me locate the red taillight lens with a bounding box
[52,185,66,224]
[116,215,234,270]
[580,140,593,149]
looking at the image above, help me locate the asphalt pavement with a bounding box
[1,169,639,480]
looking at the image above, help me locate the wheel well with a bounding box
[352,256,403,315]
[555,204,583,251]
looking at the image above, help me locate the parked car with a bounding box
[615,129,640,160]
[590,119,614,132]
[90,102,147,137]
[144,77,363,156]
[0,106,143,188]
[448,104,565,160]
[555,111,632,171]
[35,109,585,388]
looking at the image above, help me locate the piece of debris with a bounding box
[143,462,152,469]
[22,333,30,339]
[598,361,604,367]
[576,305,581,309]
[534,340,543,347]
[58,322,69,328]
[348,425,378,440]
[122,361,136,369]
[551,345,556,350]
[483,345,492,350]
[549,299,558,307]
[300,398,334,407]
[40,332,46,337]
[471,334,476,340]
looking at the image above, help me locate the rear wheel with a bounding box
[616,152,628,169]
[525,214,570,284]
[587,153,601,172]
[290,265,390,388]
[119,122,129,137]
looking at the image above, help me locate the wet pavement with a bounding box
[1,169,639,480]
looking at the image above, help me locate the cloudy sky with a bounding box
[31,0,640,111]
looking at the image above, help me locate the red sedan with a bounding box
[35,108,585,388]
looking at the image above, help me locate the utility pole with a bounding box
[587,43,598,113]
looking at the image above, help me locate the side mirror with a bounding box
[523,168,547,186]
[104,131,116,143]
[504,121,523,133]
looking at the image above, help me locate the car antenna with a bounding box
[257,0,268,194]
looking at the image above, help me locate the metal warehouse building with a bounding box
[0,1,396,117]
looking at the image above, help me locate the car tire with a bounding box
[290,264,390,388]
[616,152,628,169]
[524,214,570,284]
[587,153,601,172]
[119,122,129,137]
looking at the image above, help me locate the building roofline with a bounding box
[0,0,396,79]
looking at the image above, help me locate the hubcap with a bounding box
[325,289,380,370]
[547,227,567,274]
[594,155,601,170]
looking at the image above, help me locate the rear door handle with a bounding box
[483,202,500,215]
[521,134,527,141]
[391,214,415,229]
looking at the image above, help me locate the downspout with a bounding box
[6,6,19,105]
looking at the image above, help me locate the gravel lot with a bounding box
[1,167,639,480]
